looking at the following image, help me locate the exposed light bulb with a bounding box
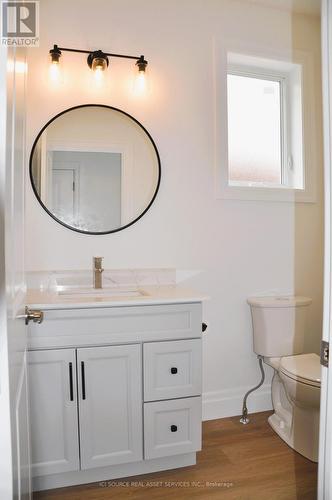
[133,56,148,96]
[86,51,109,87]
[93,66,104,84]
[49,45,63,84]
[87,51,109,77]
[91,57,108,72]
[49,62,61,83]
[134,70,147,93]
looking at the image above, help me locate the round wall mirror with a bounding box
[29,105,161,234]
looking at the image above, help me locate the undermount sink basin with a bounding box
[57,287,146,299]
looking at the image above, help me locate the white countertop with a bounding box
[26,285,209,310]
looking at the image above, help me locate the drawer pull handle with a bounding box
[170,367,178,374]
[170,425,178,432]
[202,322,208,333]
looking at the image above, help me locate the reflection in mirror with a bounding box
[30,105,160,234]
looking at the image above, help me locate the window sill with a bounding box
[216,184,316,203]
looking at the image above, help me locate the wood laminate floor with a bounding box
[34,411,318,500]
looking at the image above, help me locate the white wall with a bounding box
[25,0,324,419]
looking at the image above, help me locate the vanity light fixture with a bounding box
[49,45,63,83]
[49,44,148,77]
[133,55,148,94]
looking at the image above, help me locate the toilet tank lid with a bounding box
[247,296,312,308]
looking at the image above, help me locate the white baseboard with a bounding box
[202,383,272,421]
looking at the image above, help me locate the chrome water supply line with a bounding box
[240,355,265,424]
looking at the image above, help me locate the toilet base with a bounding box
[268,411,318,463]
[268,413,298,455]
[268,370,319,463]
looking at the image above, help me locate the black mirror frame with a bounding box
[29,104,161,235]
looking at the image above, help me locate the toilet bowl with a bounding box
[247,296,321,462]
[265,353,321,462]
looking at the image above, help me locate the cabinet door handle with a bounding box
[170,367,178,374]
[81,361,86,400]
[170,425,178,432]
[69,362,74,401]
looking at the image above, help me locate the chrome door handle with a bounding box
[24,306,44,325]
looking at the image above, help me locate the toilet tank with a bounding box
[247,296,312,357]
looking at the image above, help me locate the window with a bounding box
[227,74,283,186]
[214,50,316,202]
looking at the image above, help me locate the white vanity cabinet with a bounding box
[27,302,203,491]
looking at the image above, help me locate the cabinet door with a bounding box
[28,349,79,477]
[77,344,143,470]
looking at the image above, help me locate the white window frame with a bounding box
[227,66,292,189]
[214,43,317,203]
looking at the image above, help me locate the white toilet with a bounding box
[247,295,321,462]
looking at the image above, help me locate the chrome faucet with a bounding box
[93,257,104,289]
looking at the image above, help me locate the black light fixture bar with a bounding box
[50,44,145,62]
[59,47,142,60]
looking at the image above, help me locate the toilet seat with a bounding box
[279,353,321,388]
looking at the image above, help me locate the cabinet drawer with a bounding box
[143,339,202,401]
[144,397,201,459]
